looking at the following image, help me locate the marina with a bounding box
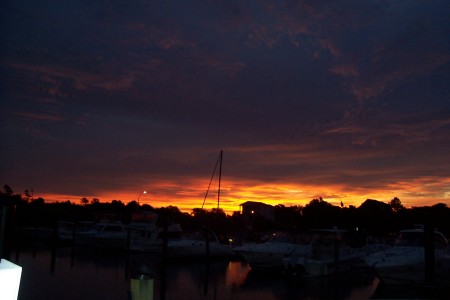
[2,187,450,299]
[3,2,450,298]
[7,237,449,300]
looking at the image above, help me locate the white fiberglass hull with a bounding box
[234,242,310,269]
[167,239,234,258]
[365,247,450,284]
[302,252,364,277]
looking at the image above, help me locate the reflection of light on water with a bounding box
[345,276,380,300]
[225,261,251,288]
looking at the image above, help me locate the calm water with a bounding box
[7,242,434,300]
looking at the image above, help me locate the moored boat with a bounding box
[165,227,234,258]
[127,223,182,252]
[364,227,450,285]
[57,220,95,242]
[75,221,129,248]
[234,232,311,269]
[283,228,367,277]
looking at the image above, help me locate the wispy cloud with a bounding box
[5,61,136,92]
[2,1,449,212]
[14,111,64,122]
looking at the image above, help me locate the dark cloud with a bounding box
[1,0,449,211]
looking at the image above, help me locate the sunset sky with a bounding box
[1,1,449,214]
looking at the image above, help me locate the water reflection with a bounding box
[14,246,130,300]
[236,267,379,300]
[225,261,251,288]
[346,277,380,300]
[12,244,382,300]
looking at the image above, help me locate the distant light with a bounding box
[137,191,148,204]
[251,210,254,214]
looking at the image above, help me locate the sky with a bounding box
[1,1,450,214]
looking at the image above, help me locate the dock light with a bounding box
[137,191,147,205]
[130,273,154,300]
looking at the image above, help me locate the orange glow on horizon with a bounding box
[32,175,450,215]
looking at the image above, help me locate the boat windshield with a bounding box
[396,231,448,248]
[396,232,423,246]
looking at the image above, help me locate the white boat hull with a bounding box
[364,228,450,285]
[366,247,450,284]
[167,239,234,258]
[235,242,310,269]
[302,252,364,277]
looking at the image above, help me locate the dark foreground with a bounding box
[6,241,449,300]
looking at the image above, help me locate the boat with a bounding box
[127,222,182,252]
[57,220,95,242]
[364,227,450,285]
[234,232,311,269]
[20,226,54,240]
[283,228,367,277]
[126,211,170,252]
[165,227,234,258]
[75,221,129,248]
[162,151,234,259]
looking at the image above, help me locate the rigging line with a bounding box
[201,153,220,209]
[217,150,223,210]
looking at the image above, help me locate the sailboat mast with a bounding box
[217,150,223,210]
[201,150,223,210]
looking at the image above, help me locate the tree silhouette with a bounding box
[3,184,13,196]
[80,197,89,205]
[24,190,32,202]
[2,183,450,240]
[389,197,404,212]
[303,197,340,229]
